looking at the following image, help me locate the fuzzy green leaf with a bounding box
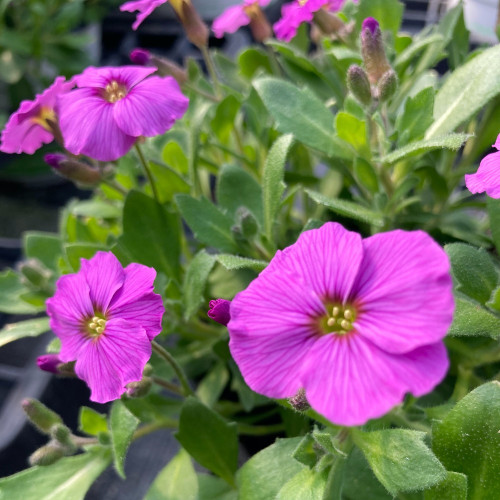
[448,295,500,339]
[0,270,45,314]
[396,87,435,145]
[0,317,50,348]
[79,407,107,436]
[276,467,329,500]
[23,232,62,271]
[423,471,467,500]
[216,254,267,272]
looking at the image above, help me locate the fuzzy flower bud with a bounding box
[248,5,272,43]
[29,443,65,466]
[377,69,398,102]
[51,423,77,453]
[236,207,258,239]
[289,388,310,412]
[313,9,345,36]
[44,154,101,186]
[176,0,209,48]
[347,65,372,107]
[129,48,188,84]
[22,398,63,434]
[208,299,231,326]
[37,354,62,375]
[130,48,152,66]
[361,17,391,84]
[126,376,153,398]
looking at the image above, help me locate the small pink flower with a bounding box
[46,251,165,403]
[212,0,271,38]
[274,0,348,42]
[0,77,73,155]
[228,223,454,426]
[465,134,500,198]
[58,66,189,162]
[120,0,168,30]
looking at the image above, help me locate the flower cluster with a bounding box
[46,252,164,403]
[227,223,453,426]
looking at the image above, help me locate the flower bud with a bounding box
[289,388,310,412]
[29,443,65,466]
[313,9,345,36]
[37,354,62,375]
[130,48,151,66]
[247,5,272,43]
[207,298,231,326]
[377,69,398,102]
[236,207,259,239]
[174,0,209,49]
[143,363,153,376]
[51,423,77,453]
[347,65,372,107]
[126,376,153,398]
[22,398,63,434]
[45,154,101,186]
[360,17,391,84]
[18,258,51,288]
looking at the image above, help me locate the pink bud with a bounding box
[43,153,66,169]
[207,299,231,326]
[37,354,62,374]
[130,48,151,66]
[362,17,379,35]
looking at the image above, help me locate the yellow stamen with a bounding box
[31,107,56,131]
[103,80,128,103]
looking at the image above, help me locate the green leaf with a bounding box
[70,199,121,219]
[276,467,329,500]
[432,382,500,499]
[355,0,404,37]
[262,134,294,240]
[79,407,108,436]
[114,190,181,280]
[353,158,379,194]
[253,77,350,158]
[109,400,139,479]
[305,189,384,227]
[24,232,62,271]
[353,429,446,496]
[216,254,267,272]
[238,437,305,500]
[426,44,500,138]
[335,112,368,154]
[64,243,107,271]
[196,361,230,408]
[448,295,500,339]
[381,134,471,165]
[144,449,198,500]
[0,270,45,314]
[211,96,241,144]
[423,471,467,500]
[198,474,237,500]
[0,317,50,348]
[175,195,237,253]
[445,243,498,304]
[175,397,238,486]
[183,250,217,320]
[0,447,111,500]
[396,87,435,145]
[217,164,263,225]
[238,47,272,79]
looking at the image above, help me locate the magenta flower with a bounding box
[120,0,168,30]
[46,251,164,403]
[58,66,189,162]
[212,0,271,38]
[207,299,231,325]
[465,134,500,198]
[228,223,453,426]
[274,0,348,42]
[0,77,73,155]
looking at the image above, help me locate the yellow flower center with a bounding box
[31,106,56,131]
[87,314,107,338]
[298,0,309,6]
[103,80,127,103]
[318,303,357,336]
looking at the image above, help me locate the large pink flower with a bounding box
[274,0,348,42]
[228,223,453,426]
[58,66,189,162]
[120,0,168,30]
[465,134,500,198]
[212,0,271,38]
[46,251,165,403]
[0,77,73,154]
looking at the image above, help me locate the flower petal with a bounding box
[282,222,364,303]
[0,118,53,154]
[352,230,453,354]
[113,76,188,138]
[73,65,156,90]
[465,150,500,199]
[75,318,151,403]
[80,252,125,312]
[58,88,136,161]
[301,335,447,426]
[120,0,168,30]
[212,6,250,38]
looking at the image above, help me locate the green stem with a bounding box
[152,341,195,397]
[183,81,220,102]
[201,45,222,97]
[151,375,184,396]
[101,179,128,197]
[135,143,160,204]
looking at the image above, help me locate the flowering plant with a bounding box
[1,0,500,498]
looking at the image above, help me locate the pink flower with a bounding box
[465,134,500,198]
[212,0,271,38]
[228,223,453,426]
[58,66,189,162]
[120,0,168,30]
[274,0,348,42]
[0,77,73,154]
[46,251,164,403]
